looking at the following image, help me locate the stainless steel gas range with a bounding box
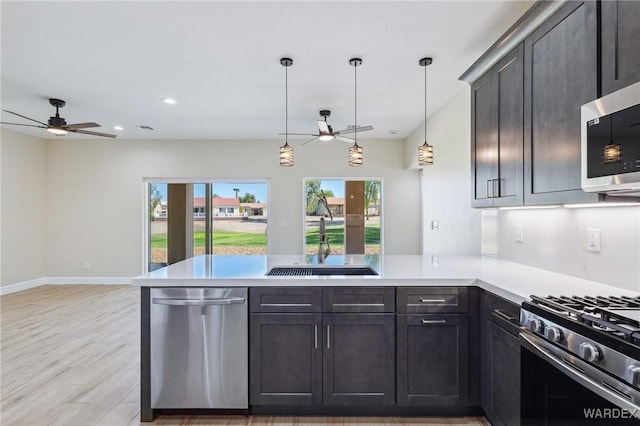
[520,295,640,425]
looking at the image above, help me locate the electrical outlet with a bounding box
[278,219,286,226]
[431,220,439,231]
[83,261,91,270]
[587,228,601,252]
[514,225,524,243]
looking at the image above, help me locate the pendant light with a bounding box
[279,57,294,167]
[349,58,363,166]
[603,116,621,164]
[418,57,434,166]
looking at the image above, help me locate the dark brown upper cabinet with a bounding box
[523,1,600,205]
[601,0,640,96]
[471,44,524,207]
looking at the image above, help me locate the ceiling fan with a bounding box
[1,98,117,138]
[281,110,372,145]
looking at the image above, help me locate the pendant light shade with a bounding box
[418,57,434,166]
[349,57,363,167]
[349,142,363,166]
[279,57,294,167]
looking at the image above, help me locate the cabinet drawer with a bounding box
[483,291,521,336]
[250,287,322,313]
[323,287,395,313]
[396,287,468,314]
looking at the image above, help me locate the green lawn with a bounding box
[151,231,267,248]
[150,223,380,249]
[305,224,380,246]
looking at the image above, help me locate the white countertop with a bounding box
[132,255,639,305]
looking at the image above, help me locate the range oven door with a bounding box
[520,330,640,425]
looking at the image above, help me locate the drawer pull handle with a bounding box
[493,308,517,322]
[421,319,446,325]
[420,298,446,303]
[327,325,331,349]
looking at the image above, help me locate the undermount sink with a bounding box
[266,265,379,276]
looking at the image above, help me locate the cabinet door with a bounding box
[471,44,524,208]
[249,313,322,405]
[494,44,524,207]
[487,321,521,426]
[524,1,600,204]
[397,314,469,406]
[323,313,395,405]
[601,0,640,96]
[471,71,498,207]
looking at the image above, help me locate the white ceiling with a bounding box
[1,0,534,141]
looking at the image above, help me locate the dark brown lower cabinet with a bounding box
[249,313,323,405]
[397,314,469,406]
[323,313,396,405]
[481,291,521,426]
[250,311,395,407]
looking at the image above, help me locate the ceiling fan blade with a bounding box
[0,121,47,129]
[278,132,318,136]
[335,136,355,143]
[335,125,374,135]
[302,137,320,145]
[317,120,330,134]
[2,109,48,126]
[69,129,117,138]
[65,122,100,129]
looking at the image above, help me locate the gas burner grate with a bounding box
[530,294,640,344]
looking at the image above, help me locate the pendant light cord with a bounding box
[424,63,427,143]
[354,61,358,147]
[285,63,289,145]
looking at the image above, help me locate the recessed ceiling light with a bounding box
[161,97,177,105]
[113,125,124,131]
[389,130,398,135]
[137,125,154,130]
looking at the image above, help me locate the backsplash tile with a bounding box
[482,206,640,292]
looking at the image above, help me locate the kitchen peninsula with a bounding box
[133,254,639,422]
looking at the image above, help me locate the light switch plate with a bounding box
[431,220,439,231]
[587,228,601,252]
[514,225,524,243]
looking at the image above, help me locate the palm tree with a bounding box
[364,180,381,220]
[233,187,240,198]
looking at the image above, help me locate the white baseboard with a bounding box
[0,277,46,296]
[1,277,133,295]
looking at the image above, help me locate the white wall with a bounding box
[42,137,419,279]
[483,207,640,292]
[1,129,46,285]
[406,87,481,255]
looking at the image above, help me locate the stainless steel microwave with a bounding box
[581,81,640,196]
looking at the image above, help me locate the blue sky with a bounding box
[151,179,346,202]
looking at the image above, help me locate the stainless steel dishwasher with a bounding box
[150,287,248,409]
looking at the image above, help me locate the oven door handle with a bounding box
[520,331,640,414]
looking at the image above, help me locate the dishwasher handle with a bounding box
[152,297,245,306]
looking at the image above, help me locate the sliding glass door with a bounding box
[147,181,268,271]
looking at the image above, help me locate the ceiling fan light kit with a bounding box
[418,57,434,166]
[1,97,117,138]
[279,57,294,167]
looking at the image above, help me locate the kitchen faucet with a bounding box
[317,217,331,264]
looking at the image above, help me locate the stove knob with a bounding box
[579,342,602,363]
[627,365,640,387]
[545,326,563,343]
[528,318,544,334]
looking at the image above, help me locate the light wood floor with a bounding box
[0,285,489,426]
